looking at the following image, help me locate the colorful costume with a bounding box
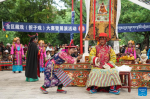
[25,33,40,82]
[86,33,121,95]
[40,40,78,94]
[38,40,46,72]
[11,37,24,73]
[125,40,136,59]
[147,48,150,59]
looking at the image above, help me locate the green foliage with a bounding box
[0,0,149,48]
[118,0,150,48]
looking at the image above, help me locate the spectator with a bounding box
[136,45,141,58]
[0,42,4,55]
[5,43,11,54]
[44,44,47,48]
[0,52,2,61]
[120,45,125,54]
[147,46,150,59]
[46,50,51,61]
[54,45,59,52]
[3,50,9,61]
[137,43,142,51]
[62,44,65,49]
[46,45,53,51]
[23,44,28,55]
[76,45,80,55]
[2,50,9,69]
[59,44,62,50]
[88,44,92,53]
[64,44,67,47]
[144,45,148,52]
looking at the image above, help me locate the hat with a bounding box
[16,37,20,40]
[13,37,17,42]
[4,50,8,53]
[6,43,10,46]
[65,40,76,48]
[38,40,44,44]
[28,33,38,43]
[128,40,134,44]
[95,33,110,42]
[46,48,52,52]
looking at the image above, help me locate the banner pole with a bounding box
[80,0,83,54]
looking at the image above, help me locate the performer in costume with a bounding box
[86,33,121,95]
[125,40,136,59]
[25,33,40,82]
[40,40,82,94]
[38,40,46,73]
[11,37,24,73]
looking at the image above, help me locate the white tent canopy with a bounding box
[129,0,150,10]
[0,0,6,2]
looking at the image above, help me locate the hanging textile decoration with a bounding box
[85,0,120,41]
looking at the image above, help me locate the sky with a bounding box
[52,0,67,10]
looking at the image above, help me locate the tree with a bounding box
[0,0,66,45]
[119,0,150,49]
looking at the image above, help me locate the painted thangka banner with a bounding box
[85,0,121,41]
[3,22,86,33]
[129,0,150,10]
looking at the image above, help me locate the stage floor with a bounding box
[0,71,149,99]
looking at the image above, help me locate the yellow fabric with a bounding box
[89,46,116,66]
[109,48,116,64]
[89,46,96,64]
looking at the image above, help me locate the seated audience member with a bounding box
[46,50,51,61]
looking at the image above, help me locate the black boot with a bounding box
[19,71,21,73]
[13,71,16,73]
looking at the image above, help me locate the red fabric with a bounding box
[93,0,96,39]
[93,57,97,65]
[3,28,6,31]
[109,0,112,39]
[87,85,122,92]
[95,45,111,68]
[99,33,108,37]
[110,86,115,90]
[37,53,40,77]
[107,63,114,68]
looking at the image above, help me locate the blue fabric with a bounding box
[147,49,150,59]
[12,65,23,71]
[52,50,65,65]
[40,67,44,72]
[17,46,20,51]
[44,50,67,88]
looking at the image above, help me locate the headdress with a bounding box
[28,33,38,43]
[65,40,76,48]
[128,40,134,45]
[38,40,44,44]
[95,33,110,42]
